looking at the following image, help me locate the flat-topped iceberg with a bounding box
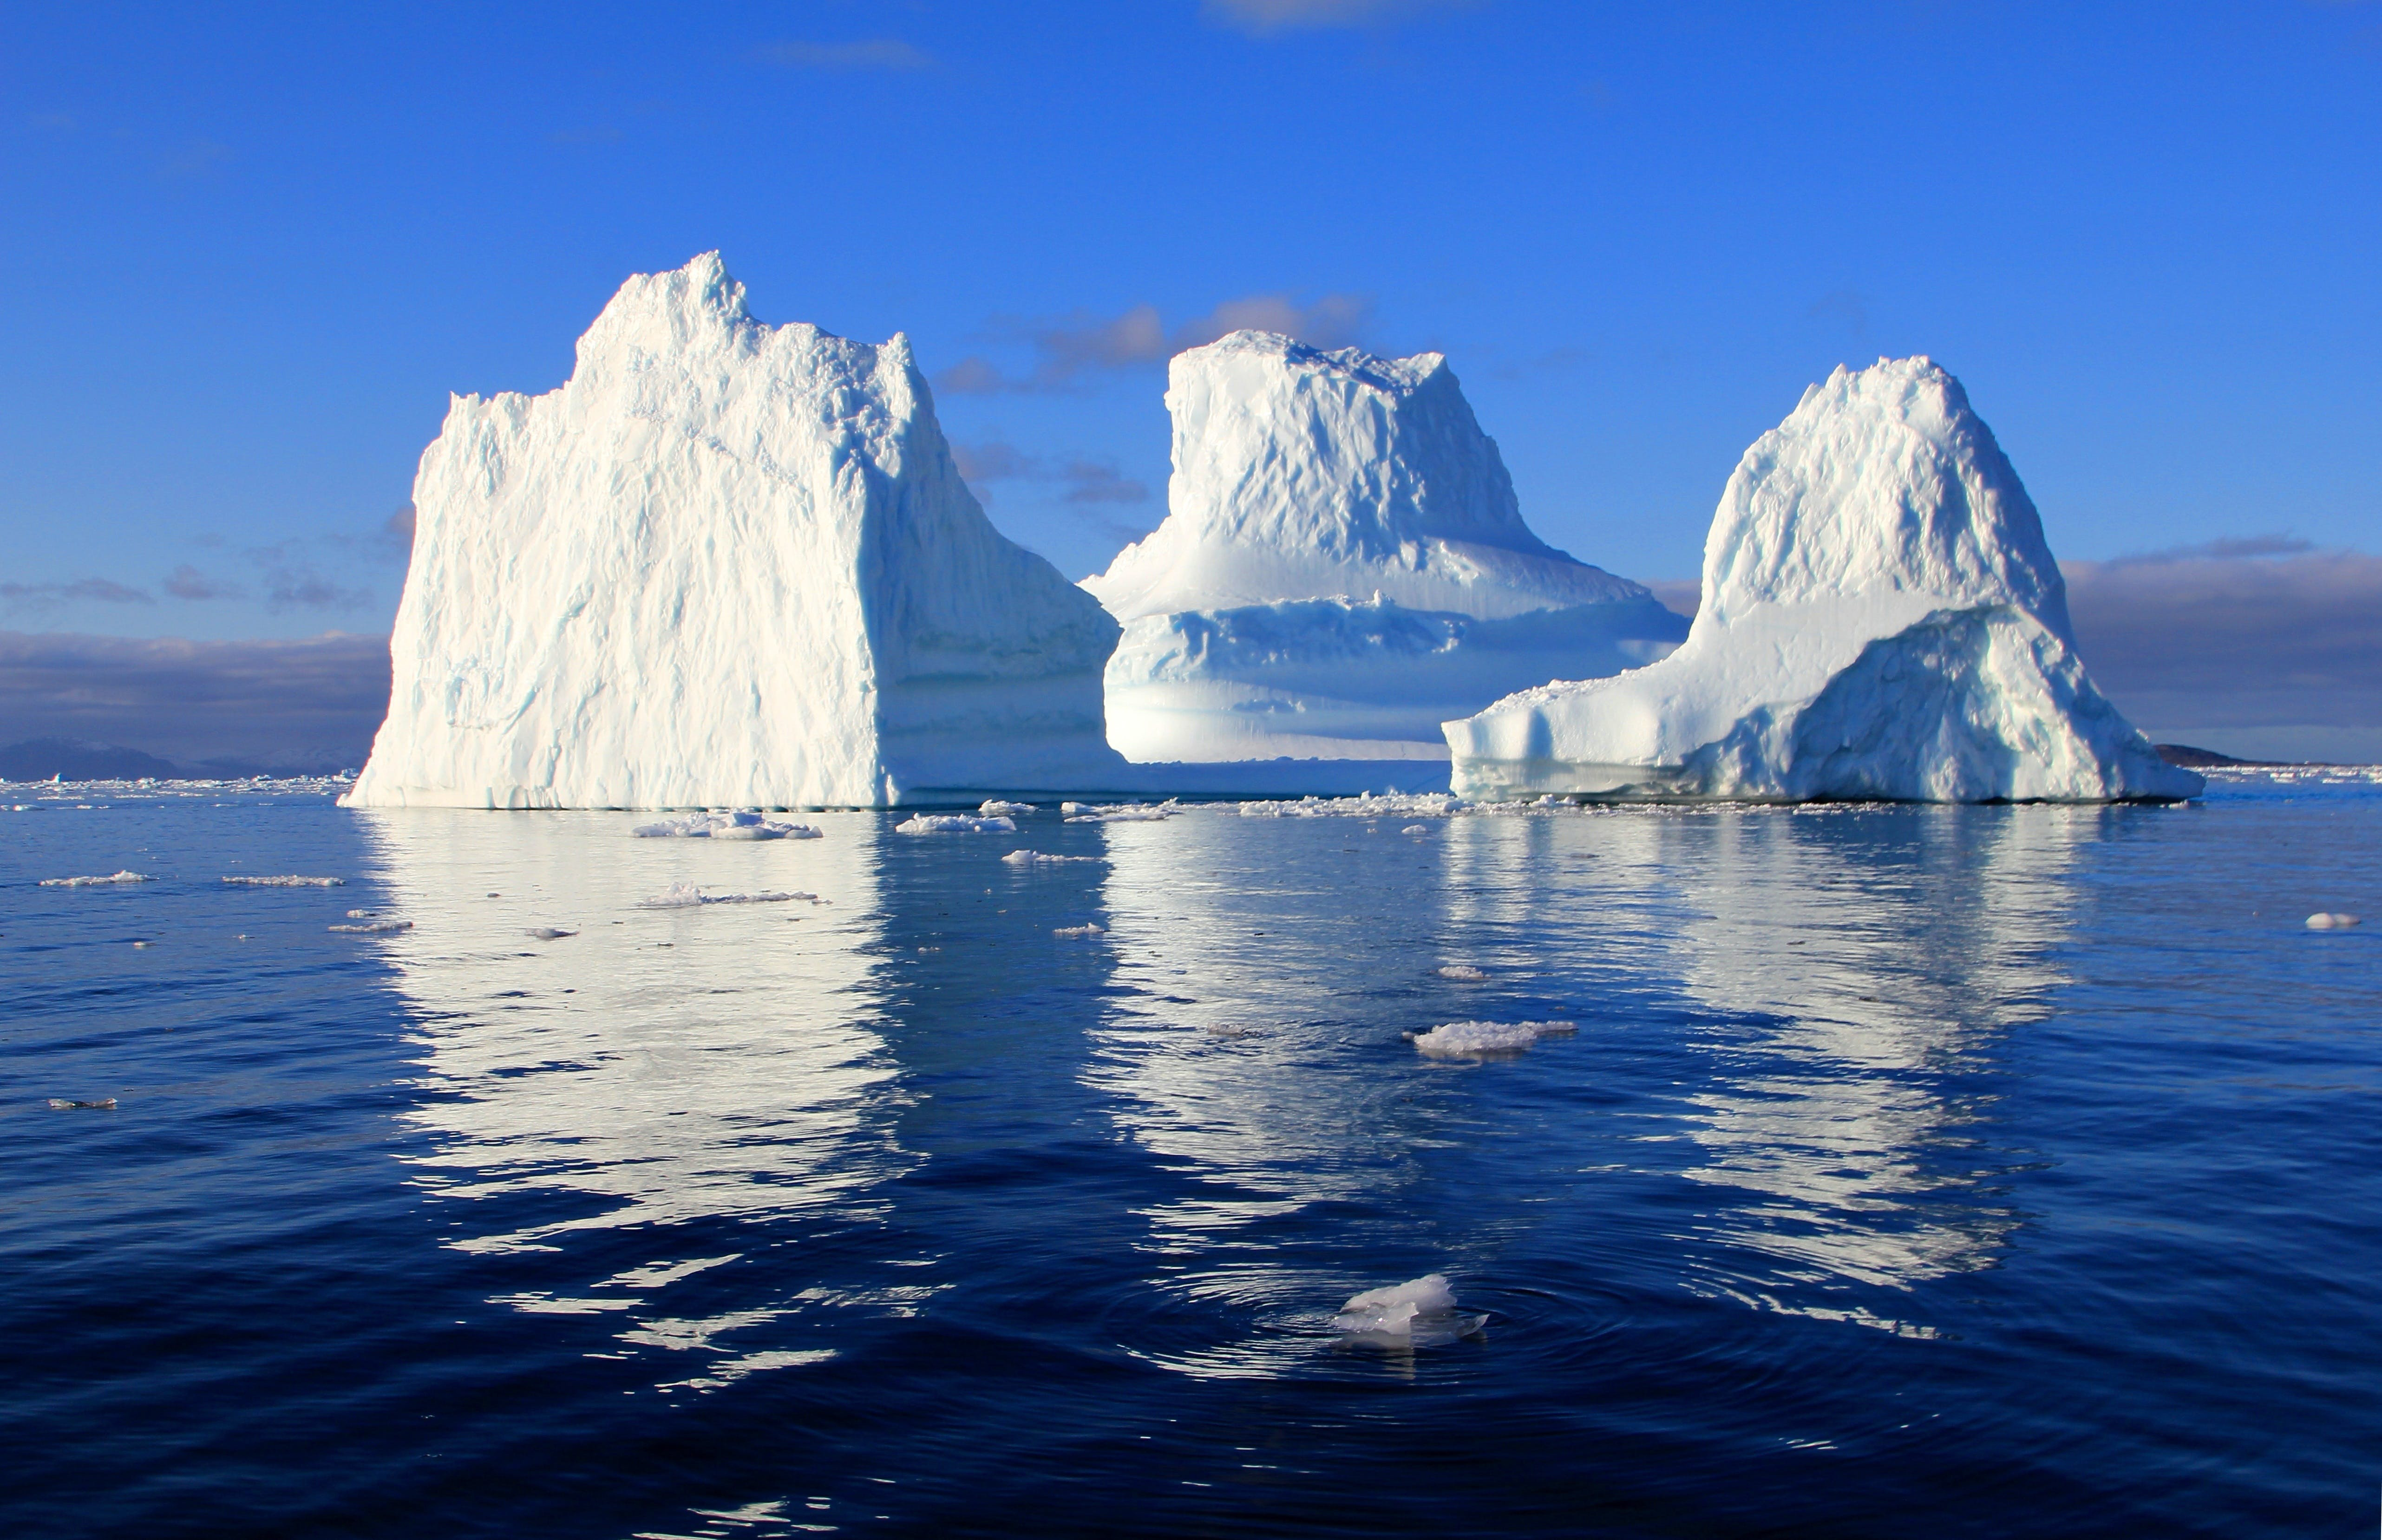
[1444,357,2202,803]
[345,253,1125,811]
[1082,331,1685,764]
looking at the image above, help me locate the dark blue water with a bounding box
[4,773,2377,1538]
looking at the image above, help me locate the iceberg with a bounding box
[1081,332,1687,766]
[345,254,1126,811]
[1444,357,2205,803]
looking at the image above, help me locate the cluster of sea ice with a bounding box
[1060,801,1178,823]
[1332,1274,1485,1346]
[39,870,152,887]
[1407,1020,1577,1057]
[222,874,347,887]
[894,814,1017,835]
[642,882,823,907]
[979,799,1035,816]
[329,918,414,934]
[633,812,821,840]
[1000,849,1101,866]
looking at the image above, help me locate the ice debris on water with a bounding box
[2305,913,2362,930]
[1408,1020,1577,1057]
[221,875,346,887]
[1053,923,1106,939]
[1333,1274,1485,1347]
[525,927,578,941]
[1401,824,1430,835]
[895,814,1017,835]
[1061,801,1179,824]
[329,919,414,934]
[1436,964,1491,982]
[46,1097,118,1110]
[633,812,821,840]
[40,870,152,887]
[642,881,822,908]
[1001,849,1101,866]
[979,799,1035,816]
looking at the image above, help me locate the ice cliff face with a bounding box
[1444,357,2202,803]
[346,254,1124,809]
[1083,331,1686,763]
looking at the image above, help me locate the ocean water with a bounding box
[4,772,2377,1539]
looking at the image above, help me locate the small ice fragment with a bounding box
[39,870,151,887]
[642,882,816,908]
[1402,824,1429,835]
[1408,1020,1577,1057]
[634,812,820,840]
[1001,849,1099,866]
[328,919,414,934]
[1333,1273,1484,1346]
[45,1097,118,1110]
[1053,923,1106,939]
[979,799,1035,816]
[1060,802,1087,814]
[894,814,1016,835]
[1436,964,1491,982]
[526,927,578,940]
[221,875,345,887]
[131,940,152,948]
[2305,912,2362,929]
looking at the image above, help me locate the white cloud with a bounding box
[1203,0,1478,34]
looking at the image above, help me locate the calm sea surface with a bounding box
[3,772,2377,1539]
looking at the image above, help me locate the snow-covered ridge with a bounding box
[1445,357,2203,803]
[346,253,1125,811]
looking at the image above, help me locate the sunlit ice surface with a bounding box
[1,768,2377,1537]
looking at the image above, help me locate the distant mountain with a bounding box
[2153,744,2287,768]
[0,737,181,781]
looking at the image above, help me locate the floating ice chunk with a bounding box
[45,1097,117,1110]
[329,919,414,934]
[1408,1019,1577,1057]
[222,875,346,887]
[1001,848,1101,866]
[525,927,578,940]
[633,812,821,839]
[2305,913,2362,930]
[1061,801,1180,824]
[345,909,378,918]
[894,814,1016,834]
[1237,791,1472,820]
[1333,1273,1485,1346]
[1053,923,1106,939]
[40,870,152,887]
[642,882,819,908]
[979,799,1035,816]
[1401,824,1430,835]
[1436,964,1491,982]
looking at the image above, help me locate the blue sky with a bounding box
[1,0,2377,747]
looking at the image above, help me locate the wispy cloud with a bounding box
[163,564,241,601]
[936,292,1374,394]
[1203,0,1479,33]
[0,578,154,613]
[0,630,390,772]
[759,39,935,71]
[949,439,1151,510]
[245,541,372,613]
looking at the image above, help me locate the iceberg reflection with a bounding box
[1663,803,2089,1320]
[356,809,914,1384]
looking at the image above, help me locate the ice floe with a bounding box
[1061,800,1179,824]
[1053,923,1106,939]
[979,799,1035,816]
[525,927,579,940]
[45,1097,117,1110]
[1435,964,1491,982]
[221,875,347,887]
[330,919,415,934]
[642,881,823,908]
[1407,1020,1577,1057]
[1000,849,1102,866]
[2305,912,2362,930]
[1332,1273,1485,1346]
[39,870,152,887]
[632,812,822,840]
[894,814,1017,835]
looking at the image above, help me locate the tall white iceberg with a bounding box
[1444,357,2202,803]
[1081,331,1687,764]
[346,254,1125,810]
